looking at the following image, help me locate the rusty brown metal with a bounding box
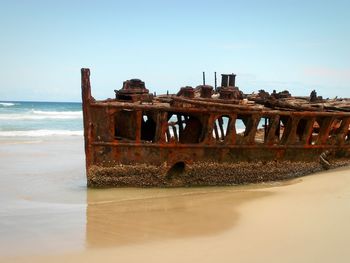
[176,86,195,98]
[198,85,213,98]
[81,68,350,187]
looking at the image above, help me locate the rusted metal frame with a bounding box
[280,115,301,145]
[213,122,220,141]
[172,126,179,142]
[154,111,168,143]
[177,114,184,134]
[210,114,230,143]
[87,122,95,166]
[203,114,217,144]
[185,96,240,105]
[335,117,350,145]
[165,113,179,144]
[300,117,316,145]
[166,129,171,143]
[107,108,118,142]
[104,106,117,142]
[264,115,280,145]
[164,112,175,143]
[326,118,340,144]
[170,96,261,111]
[134,110,142,143]
[91,106,349,148]
[224,114,237,145]
[255,98,322,112]
[279,117,290,144]
[89,102,350,147]
[264,117,268,141]
[316,117,336,145]
[337,118,350,144]
[276,119,281,139]
[198,115,209,143]
[166,123,177,144]
[81,68,93,169]
[217,117,225,140]
[91,103,350,118]
[91,141,350,149]
[286,116,302,145]
[242,114,261,144]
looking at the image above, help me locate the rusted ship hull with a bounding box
[87,147,349,187]
[81,68,350,187]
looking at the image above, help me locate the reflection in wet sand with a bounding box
[6,136,350,263]
[86,188,271,247]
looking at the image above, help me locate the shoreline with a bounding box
[4,165,350,263]
[22,167,350,262]
[1,136,350,262]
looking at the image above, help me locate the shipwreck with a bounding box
[81,68,350,187]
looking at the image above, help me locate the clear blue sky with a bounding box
[0,0,349,102]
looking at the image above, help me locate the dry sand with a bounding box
[0,137,350,263]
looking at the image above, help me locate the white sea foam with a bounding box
[31,110,82,116]
[0,130,83,137]
[0,110,82,120]
[0,102,16,107]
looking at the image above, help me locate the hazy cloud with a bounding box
[303,67,350,81]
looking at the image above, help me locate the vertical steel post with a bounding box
[214,72,217,91]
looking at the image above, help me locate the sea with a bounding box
[0,101,83,137]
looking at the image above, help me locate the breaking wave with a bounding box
[0,102,17,107]
[31,110,81,116]
[0,110,82,120]
[0,130,83,137]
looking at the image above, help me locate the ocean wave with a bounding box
[31,110,82,116]
[0,111,82,120]
[0,130,83,137]
[0,102,17,107]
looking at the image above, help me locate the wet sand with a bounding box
[1,137,350,262]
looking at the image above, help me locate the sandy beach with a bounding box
[1,136,350,263]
